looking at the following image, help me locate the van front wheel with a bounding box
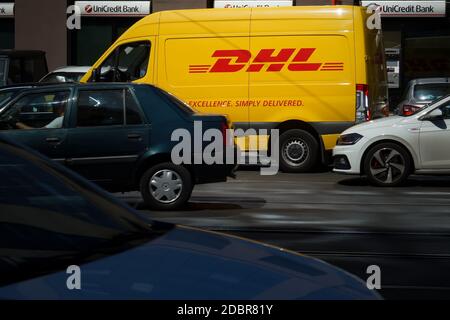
[278,129,319,173]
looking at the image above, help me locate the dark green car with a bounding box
[0,83,236,210]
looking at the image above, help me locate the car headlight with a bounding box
[337,133,363,146]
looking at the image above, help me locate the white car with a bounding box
[39,66,90,83]
[333,95,450,186]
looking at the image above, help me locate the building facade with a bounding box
[0,0,449,105]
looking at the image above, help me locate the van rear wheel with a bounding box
[279,129,319,173]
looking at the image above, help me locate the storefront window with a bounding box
[73,18,137,66]
[0,19,14,49]
[404,36,450,81]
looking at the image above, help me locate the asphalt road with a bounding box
[116,168,450,300]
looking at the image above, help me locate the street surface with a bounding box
[116,168,450,299]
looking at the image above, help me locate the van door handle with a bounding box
[45,137,61,144]
[128,133,142,141]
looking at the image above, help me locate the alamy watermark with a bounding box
[171,121,280,175]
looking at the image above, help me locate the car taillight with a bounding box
[402,104,422,116]
[356,84,370,123]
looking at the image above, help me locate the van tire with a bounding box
[140,162,193,211]
[278,129,319,173]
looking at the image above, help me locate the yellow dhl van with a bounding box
[81,5,388,172]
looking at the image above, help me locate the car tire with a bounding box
[363,142,411,187]
[278,129,319,173]
[140,162,193,210]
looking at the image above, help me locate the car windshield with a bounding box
[403,94,450,117]
[413,83,450,101]
[0,91,14,109]
[0,140,168,287]
[40,72,85,83]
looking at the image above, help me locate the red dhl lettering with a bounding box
[188,48,344,73]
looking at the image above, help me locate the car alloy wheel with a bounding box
[150,169,183,204]
[364,142,411,187]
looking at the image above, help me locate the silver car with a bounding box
[397,77,450,116]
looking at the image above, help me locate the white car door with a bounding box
[419,101,450,169]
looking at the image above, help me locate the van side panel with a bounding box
[249,7,356,150]
[156,9,251,125]
[248,34,355,124]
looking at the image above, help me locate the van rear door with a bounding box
[248,8,356,148]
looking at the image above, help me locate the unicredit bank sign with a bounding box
[361,1,446,17]
[75,1,151,17]
[214,1,293,8]
[0,3,14,18]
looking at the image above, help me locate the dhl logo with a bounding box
[189,48,344,73]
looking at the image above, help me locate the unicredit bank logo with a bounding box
[75,1,151,17]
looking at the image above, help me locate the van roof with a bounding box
[142,5,355,24]
[124,5,358,38]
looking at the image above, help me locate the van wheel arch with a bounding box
[267,120,322,156]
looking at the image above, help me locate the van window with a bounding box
[96,41,150,82]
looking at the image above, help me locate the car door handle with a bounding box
[45,137,61,143]
[128,134,142,140]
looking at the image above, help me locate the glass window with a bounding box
[439,102,450,120]
[0,58,6,85]
[76,90,124,127]
[153,86,196,115]
[40,72,85,84]
[125,90,143,125]
[97,41,150,82]
[2,91,69,130]
[0,90,15,109]
[7,58,21,84]
[414,83,450,102]
[0,141,156,287]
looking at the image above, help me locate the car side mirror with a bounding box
[421,108,443,121]
[91,68,100,82]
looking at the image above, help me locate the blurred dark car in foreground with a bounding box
[397,77,450,115]
[0,137,380,299]
[0,83,235,210]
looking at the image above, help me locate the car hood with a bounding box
[0,225,380,300]
[344,116,408,134]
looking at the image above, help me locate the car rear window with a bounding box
[153,86,196,115]
[414,83,450,101]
